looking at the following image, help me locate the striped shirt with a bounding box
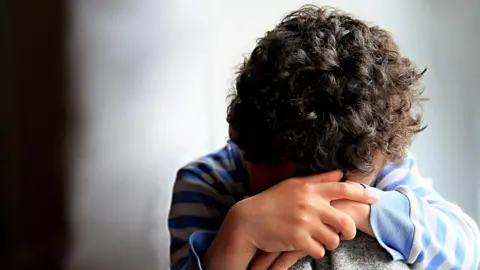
[168,142,480,270]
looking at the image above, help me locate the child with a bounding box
[169,5,479,270]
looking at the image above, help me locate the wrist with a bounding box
[223,202,257,253]
[355,203,374,237]
[331,200,374,237]
[203,202,256,270]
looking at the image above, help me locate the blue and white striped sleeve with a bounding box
[367,155,480,270]
[168,162,233,270]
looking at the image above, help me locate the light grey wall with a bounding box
[408,0,479,222]
[69,1,478,269]
[69,1,213,269]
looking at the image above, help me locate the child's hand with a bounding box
[233,170,379,259]
[331,197,374,237]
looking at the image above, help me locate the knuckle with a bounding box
[338,182,349,196]
[295,213,310,226]
[298,180,313,194]
[296,198,313,211]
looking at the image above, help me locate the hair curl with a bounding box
[227,5,426,174]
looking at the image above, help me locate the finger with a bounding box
[328,224,339,234]
[329,224,348,240]
[311,222,341,250]
[320,207,356,240]
[319,182,379,203]
[270,251,308,270]
[300,170,343,183]
[249,251,281,270]
[295,236,325,259]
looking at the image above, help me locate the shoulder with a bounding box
[178,143,245,180]
[174,143,248,197]
[374,153,420,190]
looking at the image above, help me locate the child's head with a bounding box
[227,6,426,190]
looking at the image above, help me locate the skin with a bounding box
[203,154,385,270]
[246,155,383,269]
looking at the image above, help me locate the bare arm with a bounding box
[203,204,257,270]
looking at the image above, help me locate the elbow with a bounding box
[467,231,480,268]
[456,220,480,268]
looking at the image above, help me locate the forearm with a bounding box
[395,186,480,268]
[366,185,480,268]
[367,155,479,268]
[354,207,374,237]
[203,205,257,270]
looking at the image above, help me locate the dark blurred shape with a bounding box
[0,1,69,270]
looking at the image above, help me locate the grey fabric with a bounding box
[289,232,410,270]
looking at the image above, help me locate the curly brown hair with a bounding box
[227,5,426,174]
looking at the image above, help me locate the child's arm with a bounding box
[365,155,480,269]
[168,164,239,270]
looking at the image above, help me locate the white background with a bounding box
[69,1,480,269]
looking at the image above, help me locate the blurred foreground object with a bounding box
[0,0,69,269]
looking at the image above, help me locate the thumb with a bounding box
[301,170,343,183]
